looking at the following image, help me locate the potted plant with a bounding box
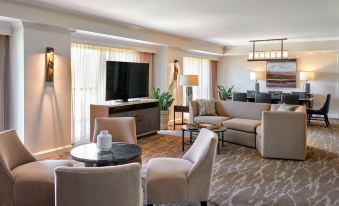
[217,85,234,100]
[151,84,175,130]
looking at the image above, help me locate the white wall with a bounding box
[8,21,24,140]
[218,52,339,118]
[22,23,72,153]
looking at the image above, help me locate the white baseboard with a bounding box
[33,145,73,159]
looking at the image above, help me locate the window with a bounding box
[183,56,212,102]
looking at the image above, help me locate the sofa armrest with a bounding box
[189,101,198,123]
[261,111,307,160]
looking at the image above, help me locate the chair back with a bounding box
[292,92,307,99]
[320,94,331,113]
[281,94,299,105]
[246,90,256,98]
[232,92,247,102]
[55,163,142,206]
[255,93,272,103]
[93,117,137,144]
[268,91,282,99]
[0,130,36,206]
[182,129,218,200]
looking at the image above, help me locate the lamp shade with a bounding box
[179,75,199,86]
[250,72,258,81]
[300,72,314,81]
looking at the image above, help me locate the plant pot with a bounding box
[160,110,170,130]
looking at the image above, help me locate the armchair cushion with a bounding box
[146,158,193,203]
[223,118,261,133]
[12,160,72,206]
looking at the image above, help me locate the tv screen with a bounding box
[106,61,149,101]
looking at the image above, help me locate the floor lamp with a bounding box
[179,75,199,106]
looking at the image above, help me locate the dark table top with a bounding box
[70,143,141,166]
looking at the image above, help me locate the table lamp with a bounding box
[179,75,199,106]
[250,72,260,93]
[300,72,314,93]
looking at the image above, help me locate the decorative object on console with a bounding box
[250,72,260,93]
[45,47,54,82]
[248,38,288,61]
[151,84,175,130]
[217,85,234,100]
[299,71,314,93]
[179,74,199,106]
[266,60,297,88]
[96,130,112,152]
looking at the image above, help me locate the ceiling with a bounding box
[12,0,339,46]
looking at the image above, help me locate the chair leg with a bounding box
[201,201,207,206]
[324,114,330,127]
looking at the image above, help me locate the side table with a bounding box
[174,105,189,125]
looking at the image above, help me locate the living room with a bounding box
[0,1,338,206]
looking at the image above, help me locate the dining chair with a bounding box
[218,91,226,100]
[255,93,272,103]
[307,94,331,127]
[146,128,218,206]
[0,130,72,206]
[247,90,256,102]
[232,92,247,102]
[281,94,299,105]
[55,163,143,206]
[268,90,282,98]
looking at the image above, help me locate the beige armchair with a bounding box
[92,117,141,163]
[93,117,137,144]
[0,130,72,206]
[55,163,143,206]
[146,128,218,206]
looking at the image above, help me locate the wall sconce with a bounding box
[46,47,54,82]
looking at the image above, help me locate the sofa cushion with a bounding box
[12,160,72,206]
[216,100,271,120]
[196,99,217,116]
[223,118,261,133]
[194,116,230,124]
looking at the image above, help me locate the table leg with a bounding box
[217,133,220,154]
[174,110,176,126]
[182,111,184,125]
[222,131,224,146]
[190,131,192,144]
[182,130,184,151]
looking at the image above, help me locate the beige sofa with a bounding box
[189,100,307,160]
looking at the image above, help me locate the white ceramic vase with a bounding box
[96,130,112,151]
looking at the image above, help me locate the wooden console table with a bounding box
[173,105,189,125]
[90,99,160,142]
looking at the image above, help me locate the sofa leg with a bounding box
[147,204,153,206]
[201,201,207,206]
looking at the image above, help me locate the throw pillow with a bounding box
[196,99,217,116]
[277,103,297,112]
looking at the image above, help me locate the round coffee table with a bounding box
[181,125,227,154]
[70,143,142,167]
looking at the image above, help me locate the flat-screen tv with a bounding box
[106,61,149,101]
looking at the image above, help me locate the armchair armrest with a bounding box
[261,111,307,160]
[189,101,198,123]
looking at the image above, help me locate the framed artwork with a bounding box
[266,60,296,88]
[46,47,54,82]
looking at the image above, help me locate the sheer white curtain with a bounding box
[183,56,212,103]
[71,43,150,144]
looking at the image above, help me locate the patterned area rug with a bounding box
[48,120,339,206]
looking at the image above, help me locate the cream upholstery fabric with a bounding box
[194,116,230,124]
[93,117,137,144]
[0,130,72,206]
[12,160,72,206]
[223,129,256,148]
[260,108,307,160]
[146,128,218,204]
[216,100,270,120]
[223,118,261,133]
[55,163,142,206]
